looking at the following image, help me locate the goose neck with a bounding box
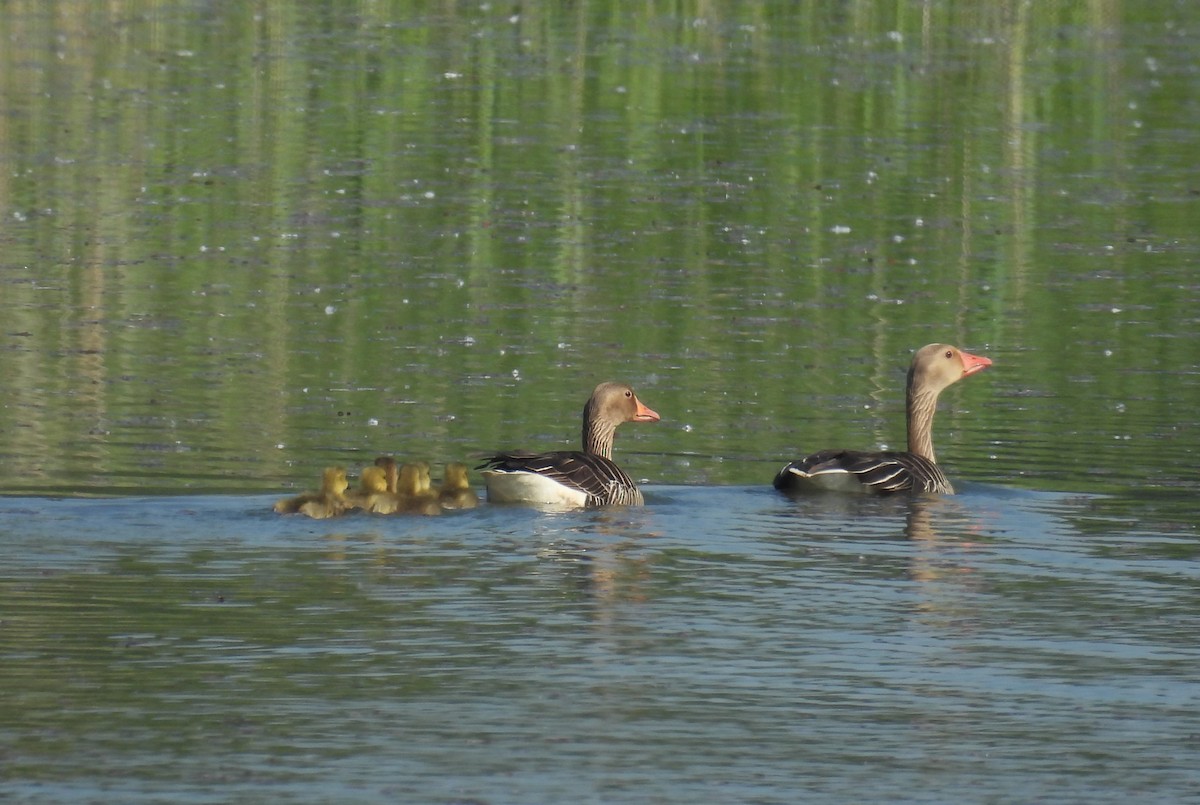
[582,417,616,459]
[906,383,940,463]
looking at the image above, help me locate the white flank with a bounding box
[482,470,589,508]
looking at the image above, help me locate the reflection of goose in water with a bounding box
[899,493,998,632]
[478,382,661,508]
[774,344,991,495]
[533,526,654,622]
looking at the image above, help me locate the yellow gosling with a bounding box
[374,456,399,494]
[344,466,388,510]
[274,467,349,519]
[398,462,441,516]
[438,462,479,510]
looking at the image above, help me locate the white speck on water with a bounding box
[367,418,378,427]
[831,225,851,234]
[915,217,925,227]
[1104,349,1113,357]
[682,424,693,433]
[324,305,336,315]
[512,369,521,380]
[887,30,903,42]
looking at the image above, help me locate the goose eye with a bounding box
[944,350,953,359]
[625,390,633,398]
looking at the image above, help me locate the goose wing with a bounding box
[477,450,644,506]
[773,449,953,495]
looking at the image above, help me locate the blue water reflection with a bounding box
[2,484,1196,803]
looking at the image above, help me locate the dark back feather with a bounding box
[773,449,953,495]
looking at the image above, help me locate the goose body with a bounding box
[774,344,991,495]
[480,450,645,507]
[776,449,952,495]
[477,382,660,508]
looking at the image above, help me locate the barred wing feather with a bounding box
[477,451,645,507]
[773,449,953,495]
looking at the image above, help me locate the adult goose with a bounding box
[773,343,992,495]
[477,382,660,507]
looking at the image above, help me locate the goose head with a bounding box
[321,467,349,496]
[909,344,992,397]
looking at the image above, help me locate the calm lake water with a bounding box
[1,1,1198,802]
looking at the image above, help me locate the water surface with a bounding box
[2,484,1197,803]
[1,1,1197,802]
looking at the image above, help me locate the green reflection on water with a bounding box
[0,1,1196,495]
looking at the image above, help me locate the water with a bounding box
[1,1,1198,801]
[2,484,1197,803]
